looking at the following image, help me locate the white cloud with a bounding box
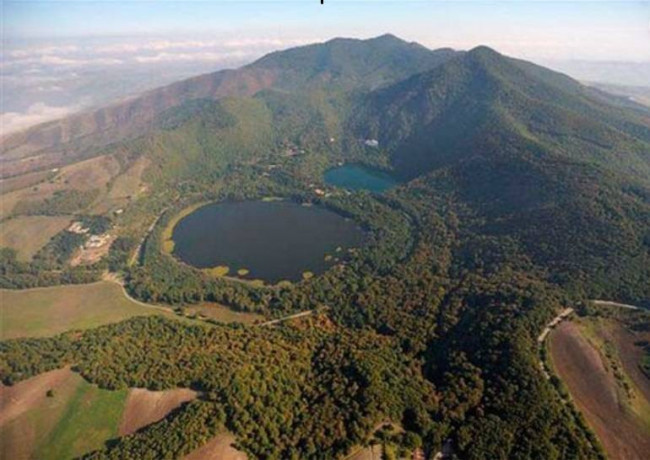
[2,55,124,69]
[8,45,80,58]
[222,37,314,48]
[38,55,124,66]
[1,103,81,137]
[94,39,219,54]
[134,50,249,64]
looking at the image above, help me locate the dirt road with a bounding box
[259,307,328,327]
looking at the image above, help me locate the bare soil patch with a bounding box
[550,321,650,460]
[345,445,382,460]
[118,388,198,436]
[183,432,248,460]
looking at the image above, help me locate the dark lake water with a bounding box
[324,164,398,192]
[172,200,365,283]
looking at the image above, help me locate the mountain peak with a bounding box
[371,33,405,43]
[467,45,501,58]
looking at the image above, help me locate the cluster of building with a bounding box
[68,221,90,234]
[86,233,112,249]
[68,221,112,249]
[307,183,333,198]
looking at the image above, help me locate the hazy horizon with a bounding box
[3,1,649,135]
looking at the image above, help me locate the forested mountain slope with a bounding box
[353,46,650,303]
[355,46,650,180]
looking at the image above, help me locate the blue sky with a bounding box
[4,1,649,60]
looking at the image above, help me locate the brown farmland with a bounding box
[549,321,650,460]
[183,432,248,460]
[118,388,198,435]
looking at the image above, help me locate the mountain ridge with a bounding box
[353,45,650,181]
[0,35,459,178]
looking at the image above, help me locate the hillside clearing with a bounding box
[184,302,263,324]
[0,170,52,196]
[0,155,120,219]
[0,215,72,261]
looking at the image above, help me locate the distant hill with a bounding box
[588,82,650,108]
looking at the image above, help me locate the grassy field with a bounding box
[36,378,128,460]
[0,368,127,460]
[0,215,72,261]
[0,170,52,195]
[0,370,206,460]
[0,281,162,339]
[108,156,149,201]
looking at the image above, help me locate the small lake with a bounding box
[172,201,364,283]
[324,164,398,192]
